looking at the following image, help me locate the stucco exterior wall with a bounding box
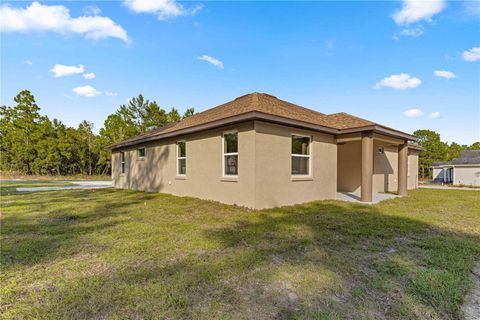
[253,121,337,209]
[337,141,361,192]
[407,151,419,190]
[112,120,339,209]
[373,144,397,193]
[112,122,256,207]
[453,166,480,186]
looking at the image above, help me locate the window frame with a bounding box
[222,130,238,177]
[176,140,187,176]
[120,151,126,174]
[291,133,312,177]
[137,147,146,160]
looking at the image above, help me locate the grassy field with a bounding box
[1,186,479,319]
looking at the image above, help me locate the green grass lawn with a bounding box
[1,186,479,319]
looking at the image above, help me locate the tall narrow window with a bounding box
[138,147,145,159]
[291,135,311,176]
[223,131,238,176]
[177,141,186,176]
[121,151,126,174]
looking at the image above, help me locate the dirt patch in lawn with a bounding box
[463,261,480,320]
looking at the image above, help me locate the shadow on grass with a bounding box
[1,189,157,268]
[1,190,479,319]
[201,201,480,318]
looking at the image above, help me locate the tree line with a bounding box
[0,90,194,176]
[1,90,478,177]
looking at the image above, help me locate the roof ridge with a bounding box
[327,111,374,123]
[258,93,326,117]
[251,92,260,106]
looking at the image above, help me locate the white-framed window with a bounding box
[121,151,126,174]
[291,134,311,176]
[138,147,145,159]
[177,140,186,176]
[223,131,238,176]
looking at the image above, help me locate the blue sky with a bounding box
[1,0,479,144]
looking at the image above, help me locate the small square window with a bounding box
[378,147,385,154]
[138,148,145,158]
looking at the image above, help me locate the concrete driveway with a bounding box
[16,181,112,192]
[419,184,480,191]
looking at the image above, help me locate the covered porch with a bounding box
[336,131,411,203]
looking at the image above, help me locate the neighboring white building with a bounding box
[432,150,480,186]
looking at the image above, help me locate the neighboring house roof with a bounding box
[108,92,415,150]
[432,150,480,167]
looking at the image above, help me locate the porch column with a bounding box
[398,141,408,196]
[361,132,373,202]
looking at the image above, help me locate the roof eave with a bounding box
[107,113,416,150]
[407,144,424,151]
[338,124,416,141]
[432,163,480,168]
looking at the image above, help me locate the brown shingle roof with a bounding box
[108,93,408,149]
[324,112,374,129]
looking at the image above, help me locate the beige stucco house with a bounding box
[108,93,421,209]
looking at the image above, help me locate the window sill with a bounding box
[175,176,187,180]
[221,176,238,182]
[291,176,313,181]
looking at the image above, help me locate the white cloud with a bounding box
[83,72,96,79]
[196,55,224,69]
[394,25,424,39]
[24,59,32,65]
[462,47,480,62]
[0,2,129,43]
[83,5,101,16]
[429,112,441,118]
[374,73,422,90]
[50,64,84,77]
[73,85,100,97]
[434,70,456,79]
[393,0,446,25]
[403,108,424,118]
[105,91,118,97]
[124,0,202,19]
